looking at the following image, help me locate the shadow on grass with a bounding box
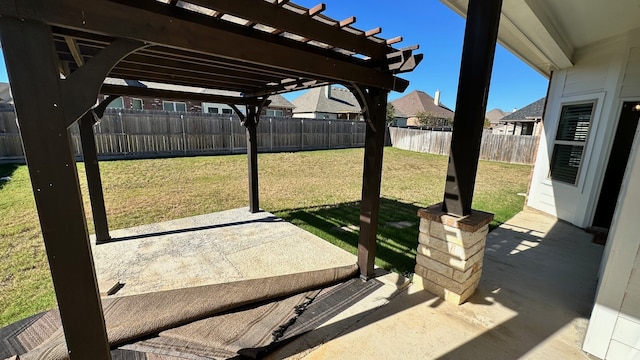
[0,164,19,191]
[274,198,421,275]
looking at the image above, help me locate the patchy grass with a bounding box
[0,148,530,326]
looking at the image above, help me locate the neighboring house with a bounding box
[441,1,640,358]
[0,82,14,111]
[485,108,511,129]
[291,85,362,120]
[0,82,12,104]
[495,98,545,136]
[390,108,409,127]
[390,90,454,127]
[98,79,295,117]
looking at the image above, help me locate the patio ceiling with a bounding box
[7,0,421,100]
[441,0,640,76]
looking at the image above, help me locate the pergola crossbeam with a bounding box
[8,0,409,92]
[182,0,387,59]
[100,84,264,106]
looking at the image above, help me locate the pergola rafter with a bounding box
[0,1,423,358]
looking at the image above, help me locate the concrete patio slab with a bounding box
[90,208,355,296]
[271,208,604,360]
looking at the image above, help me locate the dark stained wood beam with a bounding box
[351,85,388,279]
[307,3,326,16]
[9,0,409,91]
[60,37,145,127]
[79,110,111,243]
[245,105,260,213]
[0,17,111,359]
[105,69,254,93]
[64,35,84,66]
[100,84,264,105]
[54,39,283,84]
[182,0,388,59]
[443,0,503,216]
[338,16,356,28]
[365,28,382,37]
[386,36,403,45]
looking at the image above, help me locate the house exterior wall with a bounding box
[293,112,334,119]
[527,37,629,228]
[526,28,640,359]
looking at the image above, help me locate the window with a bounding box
[106,97,124,109]
[207,107,219,114]
[549,103,594,185]
[266,109,284,117]
[132,98,143,110]
[163,101,187,112]
[222,108,233,115]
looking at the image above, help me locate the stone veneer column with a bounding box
[413,203,494,305]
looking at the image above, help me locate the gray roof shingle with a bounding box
[291,86,361,114]
[501,97,545,121]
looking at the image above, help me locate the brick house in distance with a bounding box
[390,90,454,127]
[98,79,295,116]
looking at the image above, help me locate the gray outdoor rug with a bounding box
[1,264,382,360]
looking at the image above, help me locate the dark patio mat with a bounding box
[1,264,382,360]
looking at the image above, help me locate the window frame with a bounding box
[544,93,604,191]
[131,98,143,110]
[163,101,187,112]
[266,109,284,117]
[106,96,124,109]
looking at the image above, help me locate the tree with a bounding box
[484,117,491,128]
[386,103,396,125]
[415,111,453,127]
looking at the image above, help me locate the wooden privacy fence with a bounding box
[0,109,368,161]
[389,127,538,164]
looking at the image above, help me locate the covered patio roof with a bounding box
[441,0,640,76]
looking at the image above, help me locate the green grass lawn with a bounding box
[0,147,530,326]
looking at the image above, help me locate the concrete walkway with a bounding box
[269,208,604,360]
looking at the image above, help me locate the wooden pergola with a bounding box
[0,1,423,358]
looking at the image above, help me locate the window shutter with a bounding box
[549,103,594,184]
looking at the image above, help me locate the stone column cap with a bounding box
[418,203,494,232]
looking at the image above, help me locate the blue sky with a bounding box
[0,0,548,112]
[283,0,549,111]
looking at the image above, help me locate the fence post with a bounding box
[181,113,187,155]
[351,121,355,147]
[328,120,331,149]
[269,117,273,152]
[230,116,234,153]
[300,119,304,150]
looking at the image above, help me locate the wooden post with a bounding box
[442,0,503,216]
[355,86,388,278]
[0,18,111,359]
[79,112,111,243]
[245,106,260,213]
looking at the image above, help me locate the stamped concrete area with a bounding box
[91,208,356,296]
[269,208,605,360]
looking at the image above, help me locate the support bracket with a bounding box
[60,38,147,128]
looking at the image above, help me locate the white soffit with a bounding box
[440,0,640,77]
